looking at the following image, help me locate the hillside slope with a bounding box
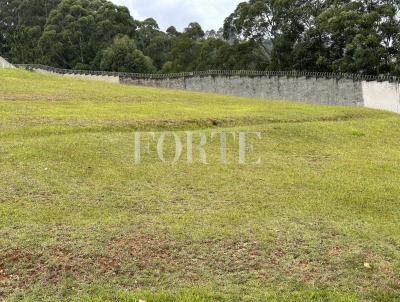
[0,69,399,301]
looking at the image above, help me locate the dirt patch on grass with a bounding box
[0,235,265,297]
[0,247,119,298]
[107,235,263,281]
[0,232,399,299]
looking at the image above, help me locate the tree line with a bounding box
[1,0,399,75]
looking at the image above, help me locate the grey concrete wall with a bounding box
[361,81,400,113]
[15,65,400,114]
[121,75,364,107]
[33,68,120,83]
[0,56,14,68]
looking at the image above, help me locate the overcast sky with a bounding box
[110,0,243,31]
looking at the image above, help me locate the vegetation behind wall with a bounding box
[1,0,400,75]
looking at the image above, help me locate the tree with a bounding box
[224,0,325,70]
[196,38,228,70]
[169,39,201,72]
[38,0,137,69]
[223,0,274,43]
[100,35,155,73]
[316,0,400,74]
[38,0,97,68]
[10,26,42,63]
[0,0,61,61]
[166,26,180,37]
[90,1,137,68]
[224,0,400,74]
[205,28,224,40]
[134,18,173,71]
[143,33,173,70]
[183,22,205,40]
[1,0,399,75]
[216,40,270,70]
[167,22,205,72]
[0,0,21,57]
[135,18,161,50]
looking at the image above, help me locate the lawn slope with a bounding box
[0,69,399,301]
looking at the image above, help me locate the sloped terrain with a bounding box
[0,69,399,301]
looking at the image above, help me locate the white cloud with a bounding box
[110,0,243,31]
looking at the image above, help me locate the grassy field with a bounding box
[0,69,399,301]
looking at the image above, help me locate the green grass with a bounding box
[0,69,399,301]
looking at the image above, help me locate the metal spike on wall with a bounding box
[13,63,400,83]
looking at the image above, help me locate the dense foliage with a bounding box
[1,0,399,74]
[224,0,400,74]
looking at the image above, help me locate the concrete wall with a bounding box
[362,81,400,113]
[121,75,365,107]
[32,68,120,83]
[122,75,400,114]
[62,72,120,83]
[0,56,14,68]
[14,65,400,114]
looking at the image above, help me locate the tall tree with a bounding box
[135,18,160,51]
[224,0,324,70]
[38,0,136,69]
[0,0,20,57]
[224,0,400,74]
[100,35,155,73]
[0,0,60,61]
[143,33,173,70]
[167,22,206,72]
[317,0,400,74]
